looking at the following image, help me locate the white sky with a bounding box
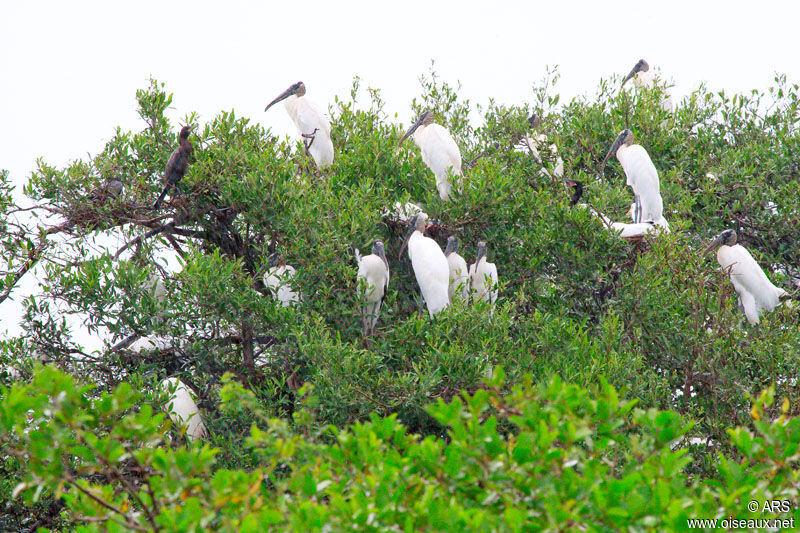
[1,0,799,343]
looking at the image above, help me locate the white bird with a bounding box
[516,114,563,178]
[567,179,669,237]
[160,377,206,441]
[263,252,300,307]
[383,201,428,223]
[355,240,390,335]
[265,81,334,169]
[398,111,462,200]
[627,202,670,233]
[621,59,673,110]
[148,271,166,302]
[705,229,787,325]
[399,214,450,317]
[601,129,663,224]
[469,241,498,308]
[444,236,469,301]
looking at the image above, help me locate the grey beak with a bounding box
[265,85,298,112]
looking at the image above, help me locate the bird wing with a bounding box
[722,245,786,312]
[409,234,450,313]
[618,145,659,193]
[292,98,332,138]
[419,124,462,176]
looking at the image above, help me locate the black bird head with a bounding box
[475,241,488,263]
[267,251,284,269]
[265,81,306,112]
[565,179,583,206]
[445,236,459,256]
[621,59,650,87]
[704,229,737,253]
[527,113,541,129]
[600,129,634,173]
[372,240,388,269]
[398,111,434,146]
[178,125,194,140]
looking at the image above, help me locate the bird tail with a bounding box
[152,183,172,210]
[354,248,362,265]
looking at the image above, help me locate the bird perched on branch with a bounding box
[704,229,787,325]
[160,377,206,441]
[469,241,498,310]
[444,236,469,301]
[153,125,194,210]
[265,81,334,169]
[263,252,300,307]
[89,178,123,202]
[398,111,462,200]
[621,59,673,110]
[516,113,563,178]
[601,129,663,224]
[355,240,390,335]
[399,214,450,317]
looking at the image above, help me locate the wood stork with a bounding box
[517,113,563,178]
[704,229,787,325]
[399,214,450,317]
[89,178,123,201]
[469,241,498,308]
[263,252,300,307]
[601,129,663,224]
[153,125,194,210]
[444,236,469,301]
[265,81,334,169]
[384,201,428,223]
[627,202,670,233]
[160,377,206,441]
[621,59,673,110]
[355,240,390,335]
[398,111,462,200]
[566,180,667,238]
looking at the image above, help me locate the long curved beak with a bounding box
[264,86,297,112]
[398,115,425,146]
[600,134,624,173]
[622,60,649,87]
[398,225,416,260]
[475,245,487,264]
[704,234,725,254]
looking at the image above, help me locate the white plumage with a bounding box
[384,201,428,223]
[264,253,300,307]
[444,236,469,301]
[356,240,390,335]
[621,59,673,111]
[400,215,450,317]
[160,377,206,441]
[603,129,664,224]
[706,230,786,325]
[265,82,334,169]
[399,112,462,200]
[469,241,498,308]
[515,114,564,178]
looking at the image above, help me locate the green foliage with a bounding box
[5,366,800,530]
[1,69,800,528]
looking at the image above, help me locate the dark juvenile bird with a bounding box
[153,125,193,210]
[565,179,583,207]
[89,178,123,201]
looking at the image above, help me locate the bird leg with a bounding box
[418,289,425,316]
[301,128,319,157]
[634,195,642,223]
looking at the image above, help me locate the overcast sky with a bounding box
[1,1,799,344]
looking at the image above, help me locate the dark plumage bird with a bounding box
[89,178,123,201]
[153,126,193,210]
[566,179,583,207]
